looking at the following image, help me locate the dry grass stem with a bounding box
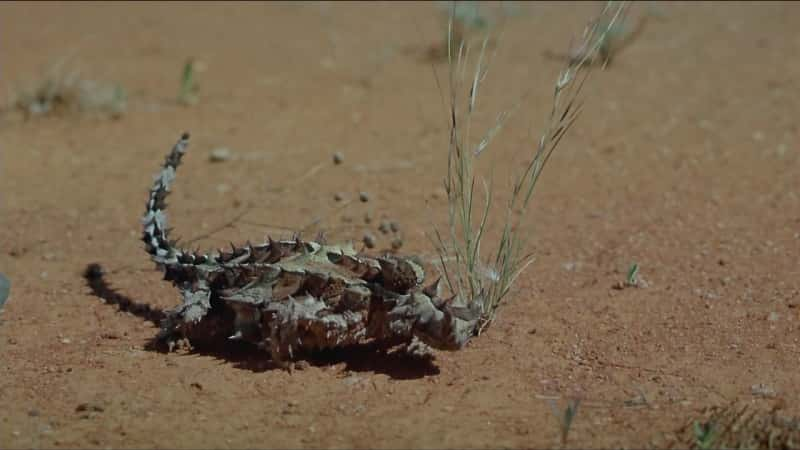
[433,1,630,333]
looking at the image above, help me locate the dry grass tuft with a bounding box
[432,1,630,333]
[8,57,126,119]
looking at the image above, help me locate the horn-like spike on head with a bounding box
[423,277,442,298]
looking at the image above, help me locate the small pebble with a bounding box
[751,383,777,398]
[389,221,400,233]
[363,212,373,224]
[378,220,391,234]
[333,152,344,165]
[391,237,403,251]
[334,192,344,202]
[359,191,370,202]
[209,147,232,162]
[363,233,376,249]
[562,262,578,272]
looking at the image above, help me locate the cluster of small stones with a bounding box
[361,215,403,251]
[142,134,481,367]
[328,151,404,252]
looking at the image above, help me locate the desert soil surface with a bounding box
[1,1,799,448]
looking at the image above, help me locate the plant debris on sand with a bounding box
[8,57,126,119]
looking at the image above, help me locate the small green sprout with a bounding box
[692,420,718,450]
[626,262,639,286]
[549,398,581,447]
[0,272,9,312]
[178,58,199,106]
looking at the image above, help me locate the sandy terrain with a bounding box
[1,1,798,448]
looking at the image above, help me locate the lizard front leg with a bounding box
[158,281,213,350]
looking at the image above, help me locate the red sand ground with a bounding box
[1,2,798,448]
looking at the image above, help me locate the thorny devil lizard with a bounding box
[143,133,482,367]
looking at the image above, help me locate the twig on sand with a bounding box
[185,206,253,245]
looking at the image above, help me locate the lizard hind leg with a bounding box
[400,336,436,360]
[263,301,298,369]
[268,322,292,369]
[160,282,239,350]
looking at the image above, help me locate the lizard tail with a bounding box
[142,132,190,266]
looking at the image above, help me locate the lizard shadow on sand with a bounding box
[82,263,439,380]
